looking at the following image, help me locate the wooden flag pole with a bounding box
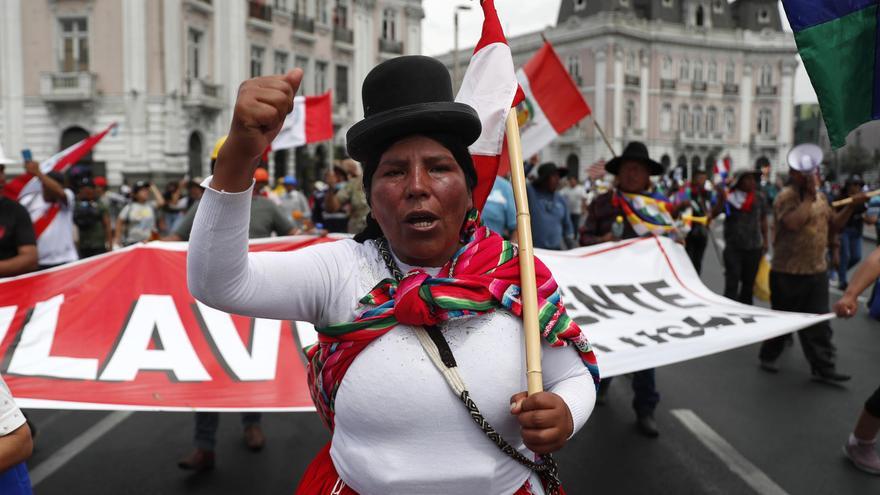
[832,189,880,208]
[505,109,544,395]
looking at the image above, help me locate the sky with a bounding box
[422,0,818,104]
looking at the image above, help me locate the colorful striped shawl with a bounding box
[613,191,676,237]
[305,210,601,429]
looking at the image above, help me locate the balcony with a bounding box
[692,81,707,93]
[183,78,224,111]
[293,13,315,33]
[624,74,640,87]
[40,72,97,102]
[676,130,720,145]
[751,133,778,147]
[723,83,739,95]
[660,79,676,91]
[756,85,778,96]
[379,37,403,55]
[248,1,272,21]
[333,25,353,45]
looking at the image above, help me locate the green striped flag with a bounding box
[781,0,880,147]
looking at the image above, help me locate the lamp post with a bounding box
[452,4,472,93]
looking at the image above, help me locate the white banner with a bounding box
[534,236,832,378]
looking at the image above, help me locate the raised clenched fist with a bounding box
[212,69,303,192]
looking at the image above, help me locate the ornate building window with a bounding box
[568,55,582,85]
[724,107,735,135]
[757,108,773,135]
[382,8,397,41]
[725,62,735,84]
[679,104,690,132]
[695,5,705,27]
[187,28,203,79]
[662,56,674,79]
[316,0,328,24]
[625,100,636,128]
[759,64,773,87]
[274,50,288,75]
[626,52,637,74]
[708,61,717,83]
[679,59,690,81]
[250,45,265,78]
[315,61,328,94]
[661,103,672,132]
[693,60,703,82]
[334,0,349,27]
[59,17,89,72]
[707,107,718,133]
[693,106,704,133]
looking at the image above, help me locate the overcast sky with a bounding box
[422,0,817,104]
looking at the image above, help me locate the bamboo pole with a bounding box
[505,109,543,395]
[832,189,880,208]
[593,119,617,158]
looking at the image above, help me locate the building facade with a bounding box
[0,0,423,185]
[441,0,798,179]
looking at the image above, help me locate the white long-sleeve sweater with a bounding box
[187,181,596,495]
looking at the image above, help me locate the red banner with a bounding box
[0,237,336,411]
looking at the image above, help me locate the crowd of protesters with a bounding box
[2,137,880,477]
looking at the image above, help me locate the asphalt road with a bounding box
[21,238,880,494]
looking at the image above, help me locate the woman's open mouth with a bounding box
[404,211,440,231]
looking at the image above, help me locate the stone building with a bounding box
[441,0,798,179]
[0,0,424,185]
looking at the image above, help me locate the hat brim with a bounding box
[731,170,762,188]
[605,155,664,176]
[346,102,481,162]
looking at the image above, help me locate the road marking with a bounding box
[671,409,790,495]
[30,411,134,487]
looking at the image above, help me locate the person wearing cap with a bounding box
[0,161,38,277]
[73,177,112,258]
[580,141,666,438]
[715,169,768,304]
[279,175,312,231]
[22,161,79,269]
[833,174,869,290]
[114,181,164,247]
[758,144,867,382]
[527,162,575,250]
[186,57,599,493]
[483,174,518,240]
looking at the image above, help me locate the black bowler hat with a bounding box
[536,162,568,183]
[346,56,482,162]
[605,141,664,176]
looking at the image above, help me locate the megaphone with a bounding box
[787,143,823,173]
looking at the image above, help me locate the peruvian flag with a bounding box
[515,41,591,162]
[271,92,333,151]
[2,122,116,202]
[454,0,522,210]
[713,156,732,184]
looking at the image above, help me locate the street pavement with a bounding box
[22,238,880,494]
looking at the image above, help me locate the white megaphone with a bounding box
[0,142,17,165]
[787,143,823,173]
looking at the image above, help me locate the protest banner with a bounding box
[0,235,830,411]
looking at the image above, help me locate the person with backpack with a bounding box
[73,177,112,258]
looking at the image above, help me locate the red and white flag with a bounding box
[271,92,333,151]
[713,156,732,184]
[454,0,522,210]
[515,42,591,161]
[2,122,116,202]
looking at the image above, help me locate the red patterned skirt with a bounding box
[295,442,564,495]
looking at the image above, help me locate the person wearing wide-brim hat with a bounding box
[757,143,867,383]
[580,141,669,437]
[715,168,768,305]
[186,56,599,494]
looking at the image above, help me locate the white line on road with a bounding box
[671,409,790,495]
[30,411,134,487]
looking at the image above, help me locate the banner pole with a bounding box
[593,119,617,158]
[505,109,543,395]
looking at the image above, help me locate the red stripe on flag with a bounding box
[472,154,501,211]
[33,203,61,238]
[523,42,591,133]
[473,0,507,53]
[304,92,333,144]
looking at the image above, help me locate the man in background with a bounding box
[22,162,78,269]
[0,162,38,277]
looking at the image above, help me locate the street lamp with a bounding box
[452,4,472,93]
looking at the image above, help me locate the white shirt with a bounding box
[25,189,78,265]
[558,184,589,216]
[0,375,26,437]
[187,181,596,495]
